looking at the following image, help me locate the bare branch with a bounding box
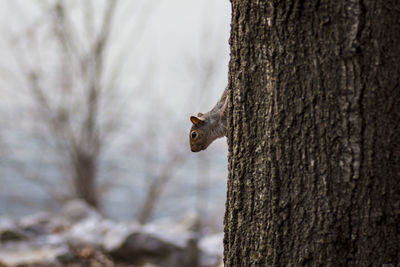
[137,142,187,225]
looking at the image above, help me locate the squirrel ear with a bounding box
[190,116,205,126]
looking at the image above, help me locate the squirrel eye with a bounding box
[191,131,197,139]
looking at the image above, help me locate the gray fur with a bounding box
[189,88,227,152]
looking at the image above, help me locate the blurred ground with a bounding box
[0,200,223,267]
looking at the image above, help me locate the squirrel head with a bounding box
[189,113,212,152]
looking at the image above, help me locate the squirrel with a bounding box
[189,88,228,152]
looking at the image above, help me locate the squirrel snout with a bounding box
[190,146,201,152]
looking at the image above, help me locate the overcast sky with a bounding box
[0,0,231,107]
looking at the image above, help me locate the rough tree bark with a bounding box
[224,0,400,266]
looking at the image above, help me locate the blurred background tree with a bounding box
[0,0,230,232]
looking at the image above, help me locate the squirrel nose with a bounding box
[191,146,200,152]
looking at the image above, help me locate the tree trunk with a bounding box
[224,1,400,266]
[73,150,99,208]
